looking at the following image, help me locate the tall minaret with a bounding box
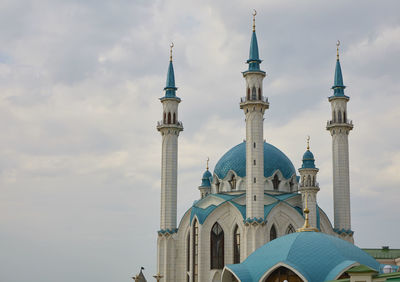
[240,11,269,255]
[156,43,183,280]
[326,41,354,243]
[298,137,320,230]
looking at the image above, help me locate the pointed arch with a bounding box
[247,88,250,100]
[228,174,237,190]
[251,86,257,100]
[270,224,277,241]
[258,88,261,100]
[272,174,280,190]
[233,224,240,264]
[338,110,342,123]
[163,112,166,123]
[210,222,224,269]
[286,224,295,234]
[263,266,304,282]
[167,112,171,124]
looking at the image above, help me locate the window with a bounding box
[210,222,224,269]
[270,224,277,241]
[338,110,342,123]
[254,177,256,183]
[286,224,295,234]
[264,266,303,282]
[272,175,280,190]
[247,88,250,100]
[289,179,294,191]
[233,225,240,264]
[333,110,336,122]
[253,142,256,148]
[344,111,347,123]
[168,112,171,124]
[192,219,199,282]
[186,232,190,272]
[163,112,166,123]
[173,113,176,124]
[258,88,261,100]
[251,87,257,100]
[228,175,237,190]
[253,159,256,165]
[254,195,256,201]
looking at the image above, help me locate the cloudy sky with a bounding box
[0,0,399,281]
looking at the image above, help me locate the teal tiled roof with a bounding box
[200,169,212,187]
[301,149,316,169]
[162,60,179,99]
[225,232,380,282]
[214,142,296,180]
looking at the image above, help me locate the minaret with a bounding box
[156,43,183,280]
[298,137,320,230]
[326,41,354,243]
[240,11,269,255]
[198,158,212,198]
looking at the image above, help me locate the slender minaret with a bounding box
[298,137,320,230]
[240,11,269,255]
[326,41,354,243]
[156,43,183,280]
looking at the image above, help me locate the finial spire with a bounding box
[206,157,209,170]
[252,9,257,32]
[169,42,174,62]
[307,135,310,150]
[336,40,340,61]
[297,192,319,232]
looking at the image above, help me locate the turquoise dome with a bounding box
[214,142,296,180]
[200,170,212,187]
[224,232,380,282]
[301,149,316,169]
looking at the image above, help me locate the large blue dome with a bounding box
[224,232,380,282]
[214,141,296,180]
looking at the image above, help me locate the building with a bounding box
[154,13,396,282]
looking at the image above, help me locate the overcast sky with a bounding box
[0,0,399,281]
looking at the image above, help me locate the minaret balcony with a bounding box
[240,96,269,109]
[157,120,184,131]
[326,120,353,130]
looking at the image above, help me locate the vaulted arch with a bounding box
[263,266,304,282]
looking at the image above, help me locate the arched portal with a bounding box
[263,266,304,282]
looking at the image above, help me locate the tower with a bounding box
[298,137,320,230]
[198,158,212,199]
[240,11,269,255]
[156,43,183,280]
[326,41,354,243]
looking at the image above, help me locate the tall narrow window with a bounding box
[289,178,294,192]
[270,224,277,241]
[307,175,311,186]
[286,224,295,234]
[247,88,250,100]
[344,111,347,123]
[253,142,256,148]
[272,175,280,190]
[192,219,199,282]
[228,175,237,190]
[210,222,224,269]
[173,113,176,124]
[253,159,256,165]
[233,225,240,264]
[168,112,171,124]
[338,110,342,123]
[258,88,261,100]
[186,232,190,272]
[251,87,257,100]
[163,112,166,123]
[333,110,336,122]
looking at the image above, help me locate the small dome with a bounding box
[224,232,380,282]
[200,170,212,187]
[301,149,316,169]
[214,142,296,180]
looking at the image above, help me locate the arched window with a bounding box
[289,178,294,192]
[338,110,342,123]
[251,87,257,100]
[228,175,237,190]
[272,175,280,190]
[264,266,303,282]
[270,224,277,241]
[192,219,199,282]
[343,111,347,123]
[163,112,166,123]
[247,88,250,100]
[167,112,171,124]
[210,222,224,269]
[173,113,176,124]
[312,176,315,186]
[215,180,220,193]
[258,88,261,100]
[186,232,190,272]
[333,110,336,123]
[233,225,240,264]
[286,224,295,234]
[307,175,311,186]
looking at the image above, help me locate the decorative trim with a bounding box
[333,228,354,235]
[158,228,178,236]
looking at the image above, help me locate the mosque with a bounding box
[150,12,400,282]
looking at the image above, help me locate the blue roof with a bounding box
[301,149,316,169]
[189,192,301,225]
[200,169,212,187]
[245,31,265,73]
[225,232,380,282]
[214,142,296,180]
[162,60,179,99]
[331,59,347,98]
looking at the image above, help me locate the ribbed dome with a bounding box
[200,170,212,187]
[213,142,296,180]
[301,149,316,169]
[224,232,380,282]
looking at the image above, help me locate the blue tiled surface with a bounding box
[225,232,380,282]
[214,142,296,180]
[301,149,316,169]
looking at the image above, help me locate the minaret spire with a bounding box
[326,40,354,243]
[252,9,256,32]
[164,42,177,98]
[246,10,263,72]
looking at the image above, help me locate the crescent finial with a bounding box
[169,42,174,61]
[307,135,310,150]
[252,9,257,31]
[336,40,340,60]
